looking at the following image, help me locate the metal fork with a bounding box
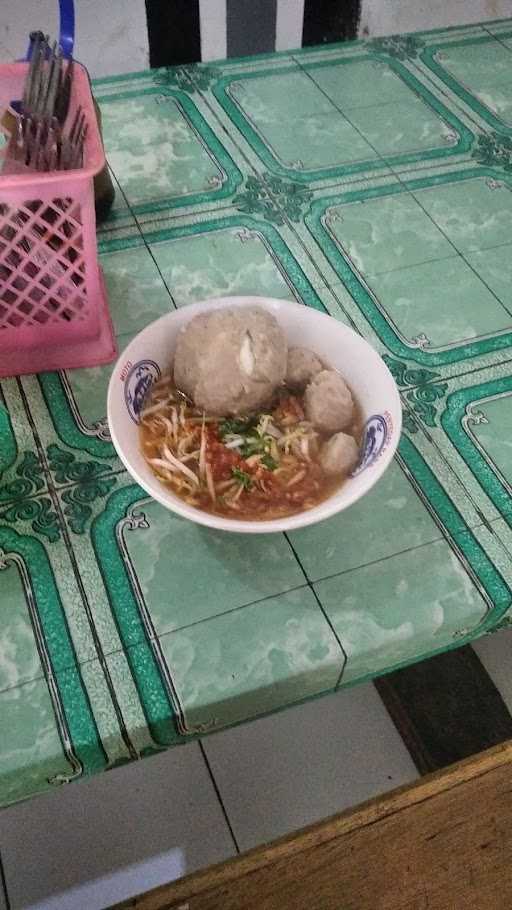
[9,35,86,172]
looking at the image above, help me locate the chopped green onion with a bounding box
[231,467,253,489]
[219,417,258,438]
[261,454,278,471]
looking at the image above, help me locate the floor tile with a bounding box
[368,257,511,349]
[473,82,512,123]
[288,460,442,582]
[304,58,414,111]
[260,111,378,169]
[435,39,512,91]
[99,93,227,209]
[100,243,175,336]
[346,97,454,157]
[0,381,48,507]
[229,68,335,120]
[465,244,512,316]
[203,683,418,851]
[412,177,512,254]
[124,498,305,636]
[0,677,74,807]
[149,226,294,306]
[472,629,512,715]
[157,587,344,732]
[315,538,489,685]
[324,192,453,276]
[0,558,44,692]
[0,744,234,910]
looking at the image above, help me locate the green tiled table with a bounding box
[2,19,512,808]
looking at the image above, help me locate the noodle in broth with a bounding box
[139,374,362,520]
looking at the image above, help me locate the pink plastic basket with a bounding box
[0,61,116,378]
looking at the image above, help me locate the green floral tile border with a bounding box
[442,375,512,524]
[90,23,500,95]
[36,372,116,461]
[0,525,106,781]
[390,361,512,534]
[84,423,511,743]
[91,485,185,745]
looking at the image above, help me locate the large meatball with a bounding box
[304,370,353,433]
[285,347,323,390]
[173,306,287,416]
[320,432,359,476]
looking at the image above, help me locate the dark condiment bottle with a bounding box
[92,96,116,224]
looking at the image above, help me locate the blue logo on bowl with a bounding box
[124,360,161,424]
[352,414,391,476]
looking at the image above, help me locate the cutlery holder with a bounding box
[0,61,116,378]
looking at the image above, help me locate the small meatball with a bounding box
[304,370,353,433]
[320,432,359,476]
[173,306,287,416]
[286,347,323,390]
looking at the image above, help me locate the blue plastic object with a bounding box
[57,0,75,58]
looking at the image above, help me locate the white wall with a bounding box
[0,0,510,78]
[359,0,512,37]
[0,0,149,77]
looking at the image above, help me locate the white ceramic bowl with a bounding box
[107,296,401,534]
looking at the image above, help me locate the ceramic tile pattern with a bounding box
[2,20,512,808]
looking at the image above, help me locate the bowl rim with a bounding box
[107,296,402,534]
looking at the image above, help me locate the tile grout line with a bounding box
[264,59,403,320]
[0,481,503,700]
[287,69,512,380]
[399,393,502,531]
[363,234,512,280]
[481,25,512,54]
[0,847,11,910]
[295,62,401,171]
[401,179,512,322]
[0,508,499,704]
[106,166,180,310]
[0,508,492,700]
[198,740,241,855]
[407,53,498,136]
[283,532,348,686]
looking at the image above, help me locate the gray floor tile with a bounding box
[202,683,418,852]
[0,743,235,910]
